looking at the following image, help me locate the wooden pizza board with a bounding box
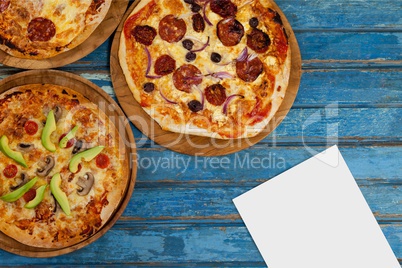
[110,0,302,156]
[0,70,137,257]
[0,0,129,69]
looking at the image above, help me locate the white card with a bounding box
[233,145,399,268]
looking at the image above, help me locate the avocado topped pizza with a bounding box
[0,84,128,248]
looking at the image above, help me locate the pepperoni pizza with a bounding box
[0,0,111,59]
[119,0,291,139]
[0,84,128,248]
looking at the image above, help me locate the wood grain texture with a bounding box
[0,0,401,266]
[0,0,129,69]
[0,70,137,257]
[0,223,400,266]
[110,0,302,156]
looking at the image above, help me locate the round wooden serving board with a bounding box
[0,0,129,70]
[110,0,302,156]
[0,70,137,257]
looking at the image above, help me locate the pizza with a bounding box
[119,0,291,139]
[0,84,128,248]
[0,0,112,59]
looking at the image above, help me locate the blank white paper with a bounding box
[233,145,399,268]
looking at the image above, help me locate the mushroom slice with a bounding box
[10,173,28,190]
[76,172,94,196]
[72,139,86,154]
[54,105,63,123]
[36,156,55,177]
[17,143,34,152]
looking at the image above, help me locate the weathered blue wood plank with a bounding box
[133,146,402,182]
[277,0,402,29]
[298,70,402,106]
[0,223,400,266]
[296,32,402,61]
[272,107,402,138]
[121,183,402,222]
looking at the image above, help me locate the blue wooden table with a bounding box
[1,0,401,266]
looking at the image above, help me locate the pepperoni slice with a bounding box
[154,55,176,76]
[96,153,110,169]
[23,189,36,202]
[3,164,17,178]
[173,64,202,93]
[210,0,237,18]
[192,13,205,33]
[247,28,271,53]
[132,25,157,46]
[159,15,187,43]
[27,17,56,42]
[205,84,227,106]
[24,120,38,135]
[0,0,10,13]
[217,18,244,47]
[236,56,264,82]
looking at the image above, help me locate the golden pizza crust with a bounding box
[0,85,128,248]
[119,0,291,139]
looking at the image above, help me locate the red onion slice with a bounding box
[211,72,234,80]
[236,47,248,61]
[202,1,213,26]
[146,74,163,79]
[144,47,152,74]
[144,47,162,79]
[160,90,177,105]
[191,36,210,52]
[222,94,244,115]
[248,53,258,61]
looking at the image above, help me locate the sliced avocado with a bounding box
[69,146,104,173]
[41,110,57,152]
[59,125,79,148]
[0,135,28,168]
[24,184,48,209]
[0,177,38,202]
[50,173,70,215]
